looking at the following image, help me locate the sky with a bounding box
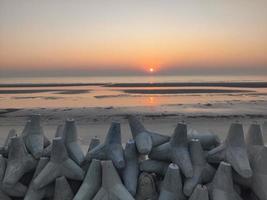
[0,0,267,77]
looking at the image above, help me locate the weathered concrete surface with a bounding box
[24,157,54,200]
[210,161,243,200]
[122,139,139,197]
[149,122,193,178]
[62,119,84,165]
[3,136,37,186]
[73,159,101,200]
[189,185,209,200]
[0,129,17,156]
[188,129,220,150]
[0,155,27,198]
[159,163,184,200]
[235,146,267,200]
[41,124,63,157]
[184,139,215,196]
[53,176,74,200]
[87,122,125,169]
[245,123,264,146]
[82,137,101,170]
[33,137,84,189]
[135,172,158,200]
[140,159,169,176]
[128,115,169,154]
[207,123,252,178]
[22,115,48,159]
[93,160,134,200]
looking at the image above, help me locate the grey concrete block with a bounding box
[140,159,169,176]
[73,159,102,200]
[87,122,125,169]
[128,115,169,154]
[184,139,215,196]
[245,123,264,146]
[235,146,267,200]
[62,119,84,165]
[3,136,37,186]
[210,161,243,200]
[82,137,101,170]
[24,157,54,200]
[42,124,64,158]
[93,160,134,200]
[207,123,252,178]
[123,139,139,197]
[135,172,158,200]
[188,129,220,150]
[159,163,184,200]
[53,176,74,200]
[189,185,209,200]
[0,155,27,198]
[22,115,48,159]
[149,122,193,178]
[33,137,84,189]
[0,129,17,156]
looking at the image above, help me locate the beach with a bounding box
[1,102,266,151]
[0,76,267,149]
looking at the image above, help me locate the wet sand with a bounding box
[0,89,90,94]
[1,81,267,88]
[107,81,267,88]
[122,88,254,94]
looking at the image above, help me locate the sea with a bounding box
[0,75,267,109]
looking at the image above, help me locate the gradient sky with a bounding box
[0,0,267,76]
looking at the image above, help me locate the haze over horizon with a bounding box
[1,0,267,77]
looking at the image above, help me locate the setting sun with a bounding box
[149,68,154,73]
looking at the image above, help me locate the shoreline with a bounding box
[107,81,267,88]
[1,81,267,88]
[122,88,254,94]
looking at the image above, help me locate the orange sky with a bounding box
[0,1,267,75]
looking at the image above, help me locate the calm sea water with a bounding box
[0,75,267,108]
[1,75,267,84]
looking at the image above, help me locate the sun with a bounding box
[149,68,154,73]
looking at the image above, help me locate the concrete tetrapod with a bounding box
[24,157,54,200]
[3,136,37,186]
[210,162,243,200]
[73,159,102,200]
[0,155,27,198]
[33,137,85,189]
[189,185,209,200]
[53,176,74,200]
[188,129,220,150]
[159,163,184,200]
[135,172,158,200]
[149,122,193,178]
[82,136,101,170]
[87,122,125,169]
[183,139,215,196]
[42,124,64,157]
[140,159,169,176]
[235,146,267,200]
[245,123,264,146]
[128,115,169,154]
[0,129,17,156]
[22,115,50,159]
[87,136,101,153]
[207,123,252,178]
[122,139,139,197]
[62,119,84,165]
[93,160,134,200]
[0,191,11,200]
